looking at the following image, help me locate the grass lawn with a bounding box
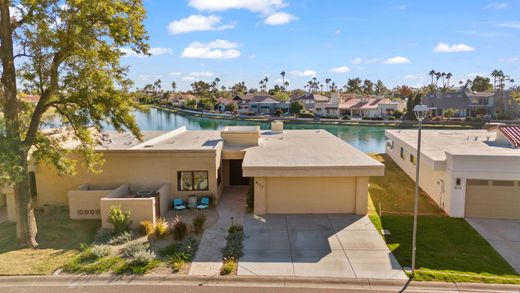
[369,154,520,284]
[0,208,99,275]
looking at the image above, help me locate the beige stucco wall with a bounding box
[34,150,221,209]
[253,176,369,215]
[5,187,16,222]
[68,186,114,220]
[100,184,155,229]
[386,140,448,210]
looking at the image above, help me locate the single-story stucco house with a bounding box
[385,125,520,220]
[3,122,384,227]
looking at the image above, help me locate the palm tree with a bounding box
[280,71,286,90]
[284,81,289,91]
[441,72,446,87]
[331,81,336,91]
[325,78,332,91]
[171,81,176,92]
[491,69,500,90]
[429,70,436,85]
[320,84,324,93]
[259,80,265,93]
[446,73,452,87]
[435,72,441,87]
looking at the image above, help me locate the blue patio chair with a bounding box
[173,198,187,212]
[196,197,210,210]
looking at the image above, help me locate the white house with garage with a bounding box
[385,125,520,219]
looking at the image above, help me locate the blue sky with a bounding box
[122,0,520,91]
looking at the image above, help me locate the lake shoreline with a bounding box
[153,105,483,130]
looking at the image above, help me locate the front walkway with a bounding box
[467,218,520,274]
[189,186,248,276]
[238,214,406,279]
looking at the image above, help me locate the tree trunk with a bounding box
[0,0,39,247]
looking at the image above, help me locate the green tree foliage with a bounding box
[190,81,213,99]
[374,80,388,95]
[230,81,247,95]
[0,0,148,247]
[225,102,237,112]
[345,78,362,93]
[405,93,423,120]
[290,101,304,115]
[362,79,374,94]
[274,91,289,102]
[471,76,493,92]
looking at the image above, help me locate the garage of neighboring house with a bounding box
[465,179,520,219]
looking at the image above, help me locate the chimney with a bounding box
[271,121,284,133]
[330,92,340,104]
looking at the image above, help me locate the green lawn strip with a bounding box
[368,154,520,284]
[115,259,161,275]
[0,209,99,275]
[220,225,244,275]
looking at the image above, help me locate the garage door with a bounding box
[465,179,520,219]
[265,177,356,214]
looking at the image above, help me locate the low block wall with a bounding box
[68,186,114,219]
[100,197,156,229]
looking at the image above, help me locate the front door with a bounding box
[229,159,250,185]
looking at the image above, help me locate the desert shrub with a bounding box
[160,237,198,272]
[140,220,155,236]
[392,110,403,119]
[108,231,133,245]
[192,214,206,234]
[92,229,112,244]
[387,116,396,120]
[342,115,351,120]
[91,244,112,259]
[122,242,150,258]
[246,179,254,210]
[172,216,187,240]
[220,258,237,275]
[155,218,169,238]
[131,250,156,266]
[222,225,244,260]
[108,205,132,234]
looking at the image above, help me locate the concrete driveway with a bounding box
[238,214,406,279]
[466,218,520,274]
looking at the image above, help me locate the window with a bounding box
[492,180,514,187]
[177,171,209,191]
[467,179,489,186]
[400,147,405,159]
[410,154,416,165]
[455,178,461,186]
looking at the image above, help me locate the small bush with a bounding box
[298,112,315,119]
[116,259,160,275]
[222,225,244,260]
[160,237,198,272]
[342,115,351,120]
[122,242,150,258]
[92,230,112,244]
[131,250,157,266]
[140,220,155,236]
[172,216,187,241]
[108,231,133,245]
[108,205,132,234]
[192,214,206,234]
[91,244,112,259]
[220,258,237,275]
[387,116,396,120]
[155,218,169,238]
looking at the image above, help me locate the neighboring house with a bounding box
[4,123,384,224]
[338,96,404,118]
[215,96,232,112]
[422,88,519,118]
[314,92,340,116]
[291,93,316,111]
[386,126,520,220]
[19,94,40,105]
[169,93,197,106]
[248,95,282,115]
[233,94,255,114]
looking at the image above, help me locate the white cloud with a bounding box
[404,74,426,80]
[391,4,408,10]
[329,66,351,73]
[169,71,183,76]
[496,21,520,29]
[351,57,380,64]
[181,40,241,59]
[264,12,297,25]
[433,42,475,53]
[182,76,196,81]
[189,71,214,77]
[249,53,257,59]
[290,70,317,77]
[167,15,235,34]
[188,0,287,14]
[121,47,172,57]
[383,56,411,64]
[275,78,290,83]
[498,56,520,63]
[334,29,341,35]
[484,2,508,9]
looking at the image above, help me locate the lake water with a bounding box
[134,108,388,153]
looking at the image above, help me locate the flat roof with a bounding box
[242,130,384,177]
[386,129,520,162]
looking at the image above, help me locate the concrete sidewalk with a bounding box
[0,275,519,293]
[189,186,248,276]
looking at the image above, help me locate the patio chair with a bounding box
[196,197,210,210]
[173,198,187,212]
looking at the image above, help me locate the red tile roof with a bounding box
[498,125,520,147]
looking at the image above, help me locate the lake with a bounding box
[134,108,389,153]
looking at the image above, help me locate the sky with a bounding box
[122,0,520,91]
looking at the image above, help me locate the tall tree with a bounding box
[345,78,362,93]
[325,78,331,91]
[446,73,452,88]
[362,79,374,94]
[374,80,388,95]
[280,71,286,91]
[428,70,436,85]
[471,76,492,92]
[171,81,177,93]
[0,0,148,247]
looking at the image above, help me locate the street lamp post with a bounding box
[411,104,429,279]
